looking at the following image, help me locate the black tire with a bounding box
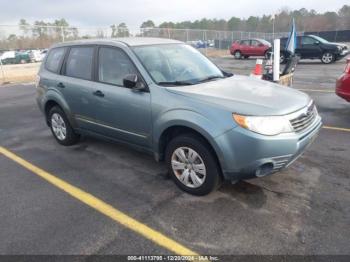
[280,53,287,64]
[264,51,270,59]
[165,134,222,196]
[244,55,249,59]
[234,51,242,59]
[321,52,335,64]
[48,106,80,146]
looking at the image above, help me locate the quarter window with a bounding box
[45,47,66,73]
[98,47,138,86]
[65,47,94,80]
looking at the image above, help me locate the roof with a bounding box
[53,37,183,48]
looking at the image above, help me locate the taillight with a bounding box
[345,60,350,74]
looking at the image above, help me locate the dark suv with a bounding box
[280,35,349,64]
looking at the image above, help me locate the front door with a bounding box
[90,46,152,147]
[300,36,322,58]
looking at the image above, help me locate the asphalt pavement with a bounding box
[0,57,349,257]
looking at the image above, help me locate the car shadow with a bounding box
[219,180,268,209]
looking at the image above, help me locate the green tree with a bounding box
[117,23,129,37]
[140,20,155,28]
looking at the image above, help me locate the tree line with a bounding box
[141,5,350,32]
[1,5,349,50]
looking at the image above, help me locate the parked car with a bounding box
[230,39,271,59]
[280,35,349,64]
[28,50,46,62]
[336,58,350,102]
[36,38,322,195]
[0,50,31,64]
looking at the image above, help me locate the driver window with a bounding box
[251,40,260,46]
[98,47,138,87]
[301,37,316,45]
[240,40,250,46]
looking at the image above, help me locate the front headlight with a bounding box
[337,46,342,51]
[233,114,293,136]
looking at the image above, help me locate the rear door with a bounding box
[57,46,98,131]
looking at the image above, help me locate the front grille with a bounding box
[290,103,317,133]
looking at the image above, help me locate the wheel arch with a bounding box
[155,124,225,180]
[43,91,74,127]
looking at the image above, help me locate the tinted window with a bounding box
[302,36,317,45]
[98,47,137,86]
[240,40,250,46]
[251,40,260,46]
[45,48,65,73]
[65,47,94,80]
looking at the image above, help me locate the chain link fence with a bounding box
[0,24,296,51]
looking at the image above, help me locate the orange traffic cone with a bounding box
[250,59,263,79]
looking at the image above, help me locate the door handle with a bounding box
[93,90,104,97]
[57,82,65,88]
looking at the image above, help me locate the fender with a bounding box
[153,109,232,170]
[43,88,78,128]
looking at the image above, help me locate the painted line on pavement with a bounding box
[0,146,200,257]
[323,126,350,132]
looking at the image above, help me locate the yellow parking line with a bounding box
[0,146,198,256]
[297,89,334,93]
[323,126,350,132]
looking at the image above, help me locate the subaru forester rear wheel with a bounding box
[49,106,80,146]
[165,134,222,195]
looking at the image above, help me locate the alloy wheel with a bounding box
[51,113,67,141]
[322,53,334,64]
[171,147,206,188]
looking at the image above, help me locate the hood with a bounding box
[327,42,348,49]
[165,75,310,116]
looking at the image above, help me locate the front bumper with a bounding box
[215,115,322,181]
[336,49,349,60]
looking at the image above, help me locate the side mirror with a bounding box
[258,43,264,47]
[123,74,147,91]
[315,41,320,45]
[123,74,138,89]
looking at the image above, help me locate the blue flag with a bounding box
[286,18,297,54]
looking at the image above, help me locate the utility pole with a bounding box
[61,26,65,42]
[0,59,5,84]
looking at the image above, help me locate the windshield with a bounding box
[310,35,329,43]
[132,44,226,86]
[259,39,271,46]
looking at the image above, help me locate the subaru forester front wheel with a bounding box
[165,134,222,195]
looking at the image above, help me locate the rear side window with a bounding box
[65,47,94,80]
[98,47,138,86]
[45,47,66,73]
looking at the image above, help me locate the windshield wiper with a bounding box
[196,75,224,83]
[158,81,194,86]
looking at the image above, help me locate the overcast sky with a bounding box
[0,0,348,28]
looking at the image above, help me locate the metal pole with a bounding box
[0,59,5,84]
[273,39,280,82]
[61,26,65,42]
